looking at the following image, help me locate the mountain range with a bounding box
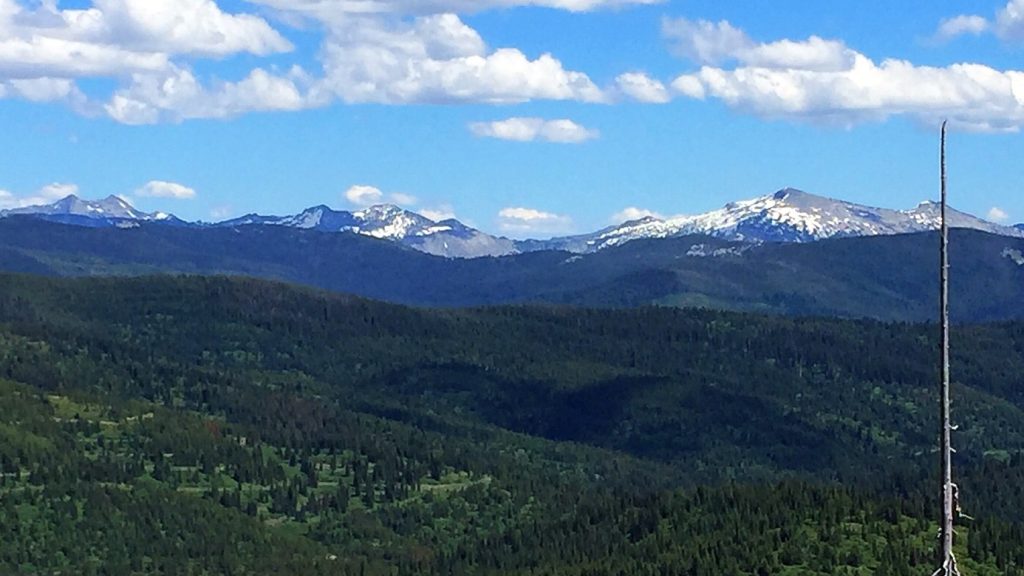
[0,215,1022,322]
[3,188,1021,258]
[0,194,185,228]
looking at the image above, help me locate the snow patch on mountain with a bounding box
[4,188,1021,260]
[536,189,1024,253]
[218,204,517,258]
[1,194,183,225]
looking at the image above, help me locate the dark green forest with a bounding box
[2,273,1024,574]
[2,218,1023,322]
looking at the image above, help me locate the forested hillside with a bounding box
[2,218,1023,322]
[2,274,1024,574]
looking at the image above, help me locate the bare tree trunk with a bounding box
[932,120,961,576]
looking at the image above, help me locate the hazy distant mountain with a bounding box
[0,194,183,227]
[535,188,1024,253]
[1,216,1023,323]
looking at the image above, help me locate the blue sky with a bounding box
[1,0,1023,237]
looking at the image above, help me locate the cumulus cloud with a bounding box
[662,17,753,64]
[0,0,288,82]
[251,0,662,19]
[345,185,384,206]
[0,0,624,121]
[0,76,90,117]
[935,1,1024,42]
[997,0,1024,40]
[665,18,1024,132]
[0,0,299,122]
[344,184,416,207]
[420,205,457,222]
[135,180,197,199]
[105,66,308,124]
[310,14,605,105]
[988,206,1010,222]
[497,206,573,235]
[0,0,290,61]
[611,207,663,223]
[615,72,671,103]
[390,192,419,205]
[0,182,79,209]
[935,15,990,41]
[91,0,292,57]
[469,117,599,142]
[39,182,80,198]
[663,17,853,71]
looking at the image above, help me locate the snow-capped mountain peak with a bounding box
[4,189,1019,259]
[537,188,1024,253]
[1,194,177,224]
[352,204,436,240]
[217,204,518,258]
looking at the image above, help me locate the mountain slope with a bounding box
[1,217,1022,322]
[5,188,1020,258]
[218,204,517,258]
[539,188,1024,252]
[3,274,1024,574]
[4,272,1024,478]
[0,194,181,227]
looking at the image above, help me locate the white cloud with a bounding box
[1,0,614,120]
[0,182,79,209]
[421,205,457,221]
[39,183,79,199]
[611,207,662,223]
[666,19,1024,132]
[470,117,599,142]
[389,192,418,205]
[935,15,990,41]
[105,66,308,124]
[663,17,853,71]
[87,0,292,57]
[251,0,662,19]
[671,75,706,99]
[135,180,197,199]
[0,77,85,105]
[343,184,416,207]
[988,206,1010,222]
[497,206,573,235]
[615,72,671,103]
[310,14,605,105]
[662,17,753,64]
[997,0,1024,40]
[0,35,169,79]
[0,0,297,121]
[936,1,1024,42]
[345,185,385,206]
[0,0,290,61]
[0,189,16,210]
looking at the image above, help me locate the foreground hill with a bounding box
[1,217,1023,322]
[1,274,1024,573]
